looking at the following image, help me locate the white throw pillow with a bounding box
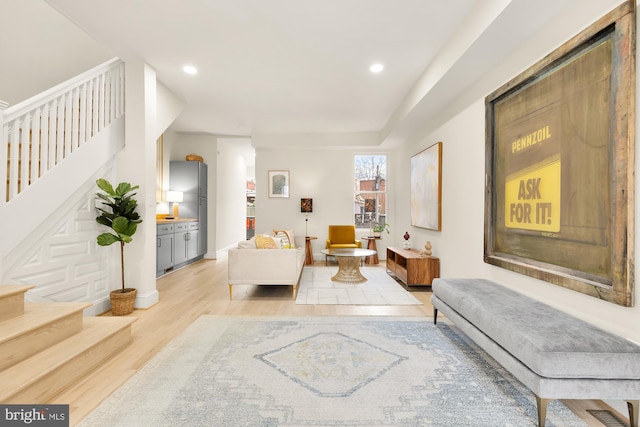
[273,229,296,249]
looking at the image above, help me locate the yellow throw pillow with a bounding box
[255,234,278,249]
[273,229,296,249]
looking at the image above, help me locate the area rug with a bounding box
[79,316,586,427]
[295,266,422,305]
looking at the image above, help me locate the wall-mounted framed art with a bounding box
[484,1,635,307]
[268,170,290,198]
[410,141,442,231]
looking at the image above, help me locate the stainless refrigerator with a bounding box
[169,161,208,256]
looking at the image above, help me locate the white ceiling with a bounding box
[39,0,585,144]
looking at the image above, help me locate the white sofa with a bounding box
[227,235,305,300]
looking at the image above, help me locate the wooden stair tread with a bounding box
[0,302,91,344]
[0,316,136,402]
[0,284,34,299]
[0,285,34,322]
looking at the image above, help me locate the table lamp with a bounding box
[167,191,183,219]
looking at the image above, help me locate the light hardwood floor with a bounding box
[53,257,624,426]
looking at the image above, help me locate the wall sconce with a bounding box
[301,198,313,236]
[167,191,184,219]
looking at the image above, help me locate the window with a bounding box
[354,155,387,230]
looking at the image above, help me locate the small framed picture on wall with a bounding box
[268,170,290,198]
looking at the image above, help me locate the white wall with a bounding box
[118,61,159,309]
[163,131,218,259]
[255,147,394,261]
[217,138,252,253]
[395,0,640,345]
[156,82,185,139]
[0,0,113,104]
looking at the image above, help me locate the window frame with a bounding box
[354,154,388,230]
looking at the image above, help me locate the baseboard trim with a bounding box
[85,297,111,316]
[135,289,159,309]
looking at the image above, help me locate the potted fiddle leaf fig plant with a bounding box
[95,178,142,315]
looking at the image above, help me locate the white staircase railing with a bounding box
[0,58,125,206]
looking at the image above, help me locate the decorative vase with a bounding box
[374,231,382,237]
[420,241,433,257]
[403,231,411,249]
[110,288,137,316]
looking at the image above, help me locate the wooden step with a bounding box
[0,284,34,322]
[0,316,136,403]
[0,302,91,372]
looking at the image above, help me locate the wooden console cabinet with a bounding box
[386,247,439,287]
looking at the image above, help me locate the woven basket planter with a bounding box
[110,288,137,316]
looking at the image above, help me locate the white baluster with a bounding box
[8,118,20,199]
[71,87,80,150]
[79,82,88,145]
[64,92,72,156]
[98,72,106,132]
[0,100,8,206]
[91,76,99,137]
[49,97,59,167]
[31,106,41,180]
[19,112,30,192]
[40,103,50,176]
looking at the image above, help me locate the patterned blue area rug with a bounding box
[79,316,586,427]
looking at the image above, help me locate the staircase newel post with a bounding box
[0,100,9,208]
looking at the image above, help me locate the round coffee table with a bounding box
[320,248,377,283]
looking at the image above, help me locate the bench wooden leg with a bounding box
[628,400,639,427]
[535,395,550,427]
[433,308,438,324]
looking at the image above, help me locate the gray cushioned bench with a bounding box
[431,277,640,427]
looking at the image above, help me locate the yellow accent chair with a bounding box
[325,225,362,265]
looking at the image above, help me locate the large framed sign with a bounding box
[484,1,635,307]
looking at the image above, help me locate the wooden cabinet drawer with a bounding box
[396,266,408,283]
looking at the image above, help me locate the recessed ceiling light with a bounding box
[370,63,384,73]
[183,65,198,75]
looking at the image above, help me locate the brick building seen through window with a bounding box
[354,155,387,229]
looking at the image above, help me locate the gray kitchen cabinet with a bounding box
[156,223,175,277]
[170,161,207,256]
[174,221,199,268]
[174,222,189,266]
[157,220,200,276]
[187,222,200,260]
